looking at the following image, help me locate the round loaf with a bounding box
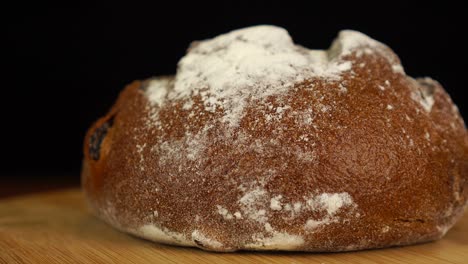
[82,26,468,252]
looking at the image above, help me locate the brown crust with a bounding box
[82,45,468,252]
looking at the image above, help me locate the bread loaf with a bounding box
[82,26,468,252]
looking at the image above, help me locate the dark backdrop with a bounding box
[2,2,467,194]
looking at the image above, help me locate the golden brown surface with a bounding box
[81,28,468,252]
[82,63,468,252]
[1,189,468,263]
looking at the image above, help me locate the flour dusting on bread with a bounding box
[145,26,404,127]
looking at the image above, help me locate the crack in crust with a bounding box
[89,116,114,160]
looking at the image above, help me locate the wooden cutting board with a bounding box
[1,189,467,264]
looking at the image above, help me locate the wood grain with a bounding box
[0,189,467,264]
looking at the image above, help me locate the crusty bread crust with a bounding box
[82,27,468,252]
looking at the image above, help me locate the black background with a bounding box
[2,2,467,190]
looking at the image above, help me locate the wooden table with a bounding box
[1,189,467,263]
